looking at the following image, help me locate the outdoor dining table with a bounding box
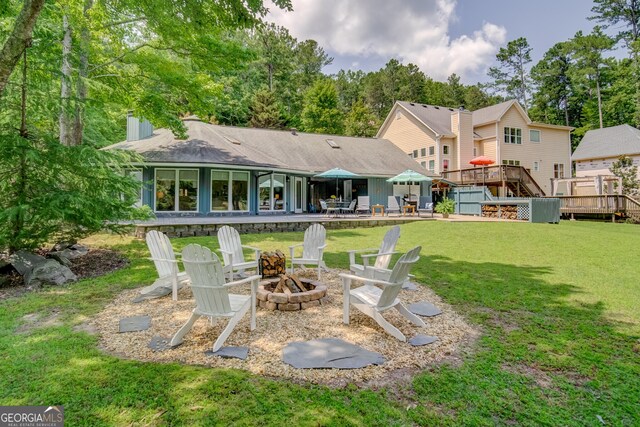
[325,200,351,217]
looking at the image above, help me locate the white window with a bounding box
[420,148,426,157]
[413,149,419,158]
[420,161,426,168]
[428,146,435,156]
[504,127,522,144]
[554,163,565,178]
[533,161,540,172]
[428,160,435,171]
[211,170,249,212]
[155,169,199,212]
[473,147,478,157]
[259,173,286,211]
[530,129,541,143]
[502,160,521,166]
[443,145,450,155]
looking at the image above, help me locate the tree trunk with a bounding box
[596,74,604,129]
[0,0,46,95]
[72,0,94,146]
[563,97,569,127]
[268,62,273,91]
[60,14,73,145]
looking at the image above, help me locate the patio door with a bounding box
[343,179,352,201]
[294,177,304,213]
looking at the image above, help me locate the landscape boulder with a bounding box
[24,259,77,287]
[10,250,47,276]
[50,244,89,260]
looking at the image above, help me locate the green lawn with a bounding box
[1,221,639,426]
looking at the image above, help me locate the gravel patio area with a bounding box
[93,269,477,386]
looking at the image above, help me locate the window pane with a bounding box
[211,170,229,211]
[178,170,198,211]
[530,130,540,142]
[259,175,271,210]
[421,148,426,157]
[413,149,418,157]
[273,174,285,210]
[231,172,249,211]
[428,160,435,170]
[429,146,434,155]
[156,170,175,211]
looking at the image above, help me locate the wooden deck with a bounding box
[555,195,640,221]
[442,165,545,197]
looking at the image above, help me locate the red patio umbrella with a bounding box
[469,156,495,189]
[469,156,495,166]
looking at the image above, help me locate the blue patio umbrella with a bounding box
[314,167,360,197]
[386,169,433,200]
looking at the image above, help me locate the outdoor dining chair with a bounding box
[387,196,401,216]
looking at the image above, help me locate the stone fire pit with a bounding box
[257,275,328,311]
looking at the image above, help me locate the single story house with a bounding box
[377,100,573,196]
[104,116,430,217]
[573,124,640,180]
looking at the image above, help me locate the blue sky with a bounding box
[267,0,605,84]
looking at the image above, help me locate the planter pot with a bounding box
[442,213,450,218]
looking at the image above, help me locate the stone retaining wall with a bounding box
[134,219,421,238]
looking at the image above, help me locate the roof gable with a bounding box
[377,101,457,138]
[572,124,640,161]
[472,100,531,126]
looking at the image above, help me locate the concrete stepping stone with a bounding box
[409,335,438,346]
[408,301,442,317]
[148,336,173,351]
[118,315,151,333]
[402,282,418,291]
[132,287,172,303]
[205,346,249,360]
[283,338,385,369]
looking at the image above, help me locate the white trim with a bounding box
[154,168,200,213]
[258,173,287,212]
[210,169,250,213]
[293,177,304,213]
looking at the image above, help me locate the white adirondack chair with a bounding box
[355,196,370,215]
[340,246,425,342]
[387,196,401,216]
[169,244,259,352]
[217,226,261,282]
[289,224,328,279]
[348,225,400,276]
[141,230,190,301]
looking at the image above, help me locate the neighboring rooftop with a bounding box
[573,124,640,161]
[104,119,429,177]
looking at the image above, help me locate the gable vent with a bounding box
[326,139,340,148]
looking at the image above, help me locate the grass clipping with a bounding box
[94,269,476,385]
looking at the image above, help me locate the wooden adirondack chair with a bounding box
[289,224,328,279]
[355,196,370,215]
[217,226,261,282]
[169,244,259,352]
[142,230,190,301]
[387,196,401,216]
[348,225,400,276]
[340,246,425,342]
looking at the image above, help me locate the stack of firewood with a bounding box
[259,250,286,278]
[273,274,309,294]
[482,205,519,220]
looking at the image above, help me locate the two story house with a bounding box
[377,100,573,196]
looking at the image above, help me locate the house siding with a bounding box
[498,106,571,195]
[575,155,640,180]
[378,107,437,172]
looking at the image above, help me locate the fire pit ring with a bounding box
[257,276,328,311]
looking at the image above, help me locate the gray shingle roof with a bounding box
[572,124,640,161]
[471,100,518,126]
[396,101,457,136]
[104,119,429,177]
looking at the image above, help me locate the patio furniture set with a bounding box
[142,224,425,352]
[320,196,434,218]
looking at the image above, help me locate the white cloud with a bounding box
[266,0,506,82]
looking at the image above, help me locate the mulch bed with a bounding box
[93,269,479,386]
[0,248,128,300]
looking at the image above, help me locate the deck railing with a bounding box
[442,165,545,196]
[554,195,640,215]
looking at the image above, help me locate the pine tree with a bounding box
[488,37,533,111]
[301,80,343,134]
[249,89,283,129]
